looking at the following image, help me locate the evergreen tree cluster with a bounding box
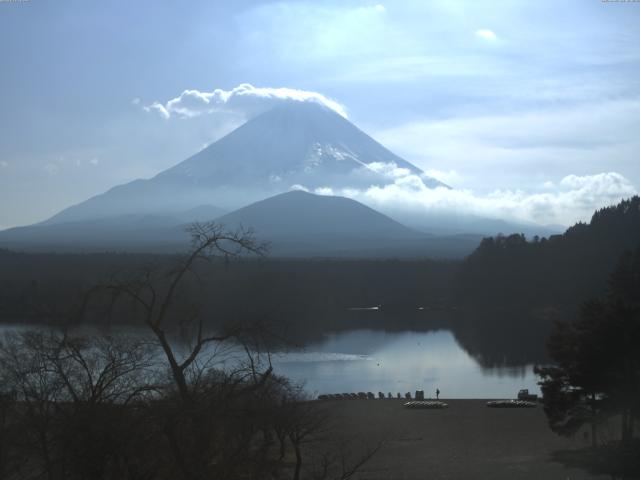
[457,196,640,310]
[536,245,640,453]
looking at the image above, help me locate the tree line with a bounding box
[456,196,640,311]
[0,247,457,344]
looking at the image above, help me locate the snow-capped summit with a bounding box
[159,101,435,188]
[45,101,446,224]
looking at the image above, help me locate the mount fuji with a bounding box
[45,101,446,225]
[0,101,556,256]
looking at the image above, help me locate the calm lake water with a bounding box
[270,329,540,399]
[0,325,540,399]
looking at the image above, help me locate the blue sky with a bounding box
[1,0,639,228]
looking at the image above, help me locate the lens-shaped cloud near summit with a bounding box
[144,83,348,120]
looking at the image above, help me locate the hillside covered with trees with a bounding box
[451,196,640,367]
[456,196,640,310]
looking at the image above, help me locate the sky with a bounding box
[0,0,639,229]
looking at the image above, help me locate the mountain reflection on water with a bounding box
[0,308,548,399]
[272,329,541,399]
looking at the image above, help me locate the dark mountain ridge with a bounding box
[0,191,483,258]
[217,190,422,240]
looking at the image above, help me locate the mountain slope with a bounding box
[0,205,225,252]
[215,191,482,258]
[0,190,482,258]
[46,102,446,225]
[217,190,422,240]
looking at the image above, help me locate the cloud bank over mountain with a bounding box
[2,1,638,229]
[142,85,637,228]
[144,83,348,120]
[301,171,636,227]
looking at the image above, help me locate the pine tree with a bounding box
[535,246,640,446]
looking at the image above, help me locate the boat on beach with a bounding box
[403,401,448,409]
[486,399,536,408]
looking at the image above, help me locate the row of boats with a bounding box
[486,399,537,408]
[404,401,448,409]
[317,392,538,409]
[318,392,407,400]
[404,399,537,409]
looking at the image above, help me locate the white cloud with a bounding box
[367,161,411,179]
[143,102,170,120]
[559,172,628,193]
[475,29,497,41]
[290,184,309,192]
[423,168,461,185]
[89,157,99,166]
[314,187,334,195]
[144,83,347,120]
[319,171,636,226]
[373,99,640,192]
[0,161,8,168]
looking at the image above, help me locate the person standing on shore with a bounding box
[436,388,440,399]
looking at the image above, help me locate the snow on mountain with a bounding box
[45,101,446,224]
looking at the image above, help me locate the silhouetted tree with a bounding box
[536,246,640,447]
[93,221,268,404]
[80,222,380,480]
[0,330,160,480]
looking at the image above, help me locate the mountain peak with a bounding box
[158,100,443,191]
[217,190,421,242]
[44,103,447,224]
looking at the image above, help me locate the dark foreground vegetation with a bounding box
[534,245,640,478]
[0,330,382,480]
[0,224,380,480]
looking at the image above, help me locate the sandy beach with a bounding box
[322,399,608,480]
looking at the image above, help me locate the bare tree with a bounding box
[81,223,278,479]
[0,329,160,480]
[94,222,268,404]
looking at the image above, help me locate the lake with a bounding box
[0,325,541,399]
[271,329,540,399]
